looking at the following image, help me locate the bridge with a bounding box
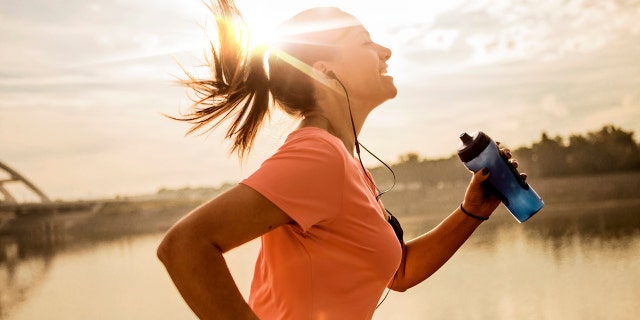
[0,161,100,217]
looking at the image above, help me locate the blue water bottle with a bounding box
[457,131,544,223]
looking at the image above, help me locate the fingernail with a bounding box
[482,168,489,175]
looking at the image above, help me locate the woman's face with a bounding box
[328,23,397,109]
[274,8,396,112]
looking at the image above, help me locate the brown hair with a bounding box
[173,1,356,158]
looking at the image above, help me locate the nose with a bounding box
[378,44,392,61]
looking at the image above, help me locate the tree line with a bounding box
[370,125,640,186]
[513,125,640,177]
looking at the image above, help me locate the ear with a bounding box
[311,61,335,80]
[310,61,342,95]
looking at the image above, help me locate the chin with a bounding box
[374,89,398,107]
[389,86,398,98]
[385,83,398,99]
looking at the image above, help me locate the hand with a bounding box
[496,142,528,182]
[461,142,526,219]
[462,168,501,219]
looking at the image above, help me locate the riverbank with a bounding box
[380,170,640,215]
[1,172,639,320]
[2,171,639,320]
[1,171,639,247]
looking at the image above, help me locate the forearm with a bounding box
[158,235,258,320]
[157,184,293,319]
[391,207,484,291]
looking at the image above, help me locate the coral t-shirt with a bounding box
[241,127,402,320]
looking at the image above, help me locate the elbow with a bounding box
[389,271,436,293]
[157,231,174,266]
[157,227,188,267]
[388,272,410,292]
[389,280,410,293]
[388,267,422,292]
[394,286,409,293]
[157,224,223,268]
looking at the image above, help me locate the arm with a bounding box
[390,168,501,291]
[157,184,292,319]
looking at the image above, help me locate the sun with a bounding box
[234,1,294,49]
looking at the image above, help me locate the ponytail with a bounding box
[173,3,351,159]
[173,0,271,159]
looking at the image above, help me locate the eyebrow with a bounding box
[354,30,372,40]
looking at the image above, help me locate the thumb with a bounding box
[464,167,500,217]
[466,167,491,202]
[469,167,494,201]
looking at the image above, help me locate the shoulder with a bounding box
[248,127,351,183]
[242,127,349,230]
[275,127,350,167]
[283,127,346,153]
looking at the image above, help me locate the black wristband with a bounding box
[460,203,489,221]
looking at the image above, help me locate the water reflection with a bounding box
[0,241,51,320]
[0,198,639,319]
[1,213,64,319]
[377,202,640,320]
[0,199,193,319]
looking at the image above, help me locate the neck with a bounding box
[299,95,368,155]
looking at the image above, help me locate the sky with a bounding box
[1,0,639,201]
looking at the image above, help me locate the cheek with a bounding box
[348,59,380,84]
[337,52,383,93]
[342,50,378,72]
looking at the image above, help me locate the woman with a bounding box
[158,1,513,319]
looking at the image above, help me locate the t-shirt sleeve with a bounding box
[241,135,345,232]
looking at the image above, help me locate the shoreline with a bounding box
[1,171,639,241]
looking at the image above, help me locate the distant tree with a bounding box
[398,152,420,164]
[583,125,640,172]
[393,152,423,184]
[565,134,592,174]
[370,125,640,185]
[519,125,640,176]
[529,132,567,176]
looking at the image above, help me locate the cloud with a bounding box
[1,0,639,199]
[579,93,640,133]
[0,0,203,76]
[363,0,640,157]
[386,0,640,73]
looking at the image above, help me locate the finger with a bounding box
[472,167,491,184]
[509,159,519,168]
[520,172,527,181]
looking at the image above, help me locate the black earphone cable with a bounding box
[358,143,397,200]
[333,77,397,198]
[332,75,398,309]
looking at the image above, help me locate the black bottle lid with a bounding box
[457,131,491,162]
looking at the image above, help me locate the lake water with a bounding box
[1,203,639,320]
